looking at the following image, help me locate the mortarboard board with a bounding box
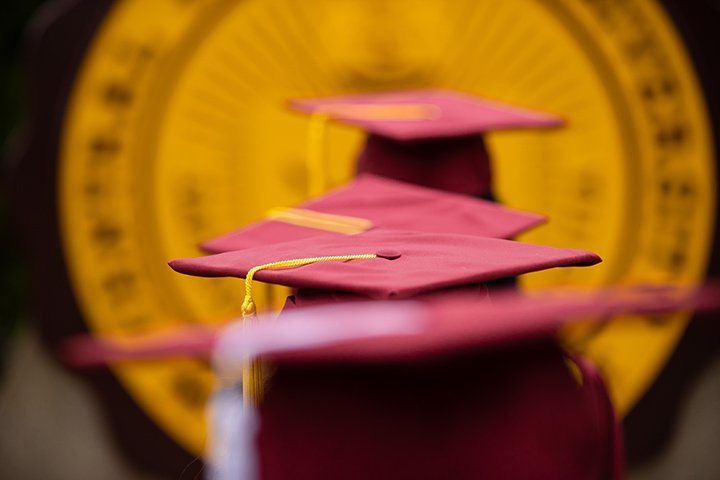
[290,89,563,196]
[172,229,601,300]
[62,282,720,368]
[201,174,545,254]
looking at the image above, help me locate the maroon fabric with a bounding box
[290,89,563,197]
[288,283,493,310]
[62,282,718,368]
[61,328,216,368]
[356,135,493,196]
[289,89,563,141]
[258,343,620,480]
[201,175,544,254]
[269,284,703,365]
[569,353,625,480]
[171,229,601,299]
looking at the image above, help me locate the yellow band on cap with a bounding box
[267,207,373,235]
[317,103,441,121]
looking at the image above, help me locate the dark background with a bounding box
[0,0,46,371]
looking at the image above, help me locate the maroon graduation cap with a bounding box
[201,174,545,254]
[211,291,632,480]
[290,89,563,197]
[172,229,600,300]
[62,282,720,479]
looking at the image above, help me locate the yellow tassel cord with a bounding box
[305,103,439,198]
[266,207,373,235]
[240,254,379,406]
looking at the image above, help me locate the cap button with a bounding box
[376,249,402,260]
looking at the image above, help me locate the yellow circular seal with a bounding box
[52,0,715,459]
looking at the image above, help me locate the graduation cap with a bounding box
[172,229,601,300]
[62,282,720,479]
[176,225,597,408]
[201,174,545,254]
[290,89,563,196]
